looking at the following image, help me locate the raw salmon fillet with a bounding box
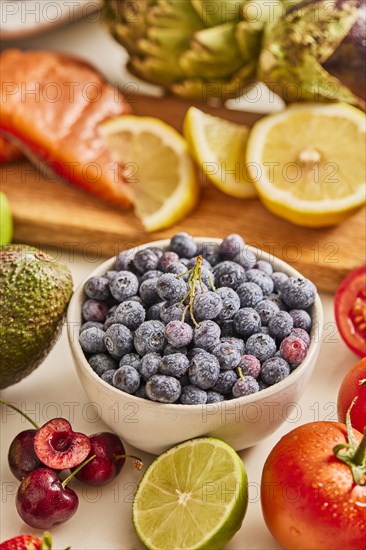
[0,49,133,207]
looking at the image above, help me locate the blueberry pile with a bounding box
[79,233,317,405]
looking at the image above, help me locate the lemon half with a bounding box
[246,103,366,226]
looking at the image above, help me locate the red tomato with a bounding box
[335,265,366,357]
[261,422,366,550]
[338,357,366,433]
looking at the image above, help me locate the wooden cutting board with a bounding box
[1,94,364,292]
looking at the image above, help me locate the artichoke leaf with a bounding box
[147,0,204,31]
[129,56,186,86]
[235,20,264,62]
[259,0,361,104]
[180,23,244,79]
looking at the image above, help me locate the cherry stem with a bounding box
[113,453,143,470]
[333,397,366,485]
[0,398,39,429]
[237,367,245,381]
[61,454,96,489]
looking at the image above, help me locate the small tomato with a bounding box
[334,265,366,357]
[261,420,366,550]
[338,357,366,433]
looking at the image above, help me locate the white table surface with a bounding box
[0,10,359,550]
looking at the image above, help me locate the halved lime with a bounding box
[132,437,248,550]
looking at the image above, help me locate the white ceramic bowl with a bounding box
[67,238,323,455]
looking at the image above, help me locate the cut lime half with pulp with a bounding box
[133,437,248,550]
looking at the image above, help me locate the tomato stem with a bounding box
[178,255,214,328]
[333,398,366,485]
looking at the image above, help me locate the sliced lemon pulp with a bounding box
[184,106,257,199]
[246,103,366,226]
[132,438,248,550]
[101,116,199,231]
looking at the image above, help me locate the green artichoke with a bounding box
[104,0,365,106]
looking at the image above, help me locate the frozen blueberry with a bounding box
[220,337,245,355]
[119,353,141,372]
[115,300,146,330]
[232,375,259,398]
[107,305,118,318]
[206,391,225,403]
[254,260,273,276]
[106,270,118,281]
[134,320,166,355]
[193,320,221,351]
[156,273,188,302]
[289,309,312,332]
[255,299,280,326]
[212,370,238,395]
[193,291,223,321]
[133,248,159,274]
[80,321,104,333]
[234,247,257,269]
[215,287,240,321]
[268,311,294,339]
[145,374,181,403]
[236,282,263,308]
[272,272,289,292]
[101,369,115,385]
[246,269,274,295]
[213,261,246,290]
[234,308,261,337]
[180,385,208,405]
[245,333,277,362]
[165,320,193,347]
[160,353,189,377]
[146,302,164,321]
[160,302,187,324]
[198,241,220,266]
[187,347,206,361]
[261,357,290,385]
[113,365,140,394]
[291,328,311,348]
[139,278,160,305]
[212,342,241,370]
[280,335,308,364]
[104,316,121,330]
[158,251,180,272]
[257,378,269,391]
[105,324,133,358]
[134,384,147,399]
[238,355,261,379]
[140,353,161,382]
[82,299,108,323]
[84,276,110,301]
[140,270,163,283]
[149,246,164,261]
[163,344,188,356]
[110,271,139,302]
[88,354,117,376]
[186,256,212,271]
[166,262,189,280]
[189,351,220,390]
[170,232,197,258]
[219,234,245,259]
[281,277,317,309]
[79,327,106,354]
[114,250,134,271]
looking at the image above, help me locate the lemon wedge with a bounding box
[246,103,366,226]
[183,106,257,199]
[101,116,199,232]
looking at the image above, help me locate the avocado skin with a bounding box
[0,244,73,388]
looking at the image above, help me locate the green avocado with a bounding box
[0,244,73,388]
